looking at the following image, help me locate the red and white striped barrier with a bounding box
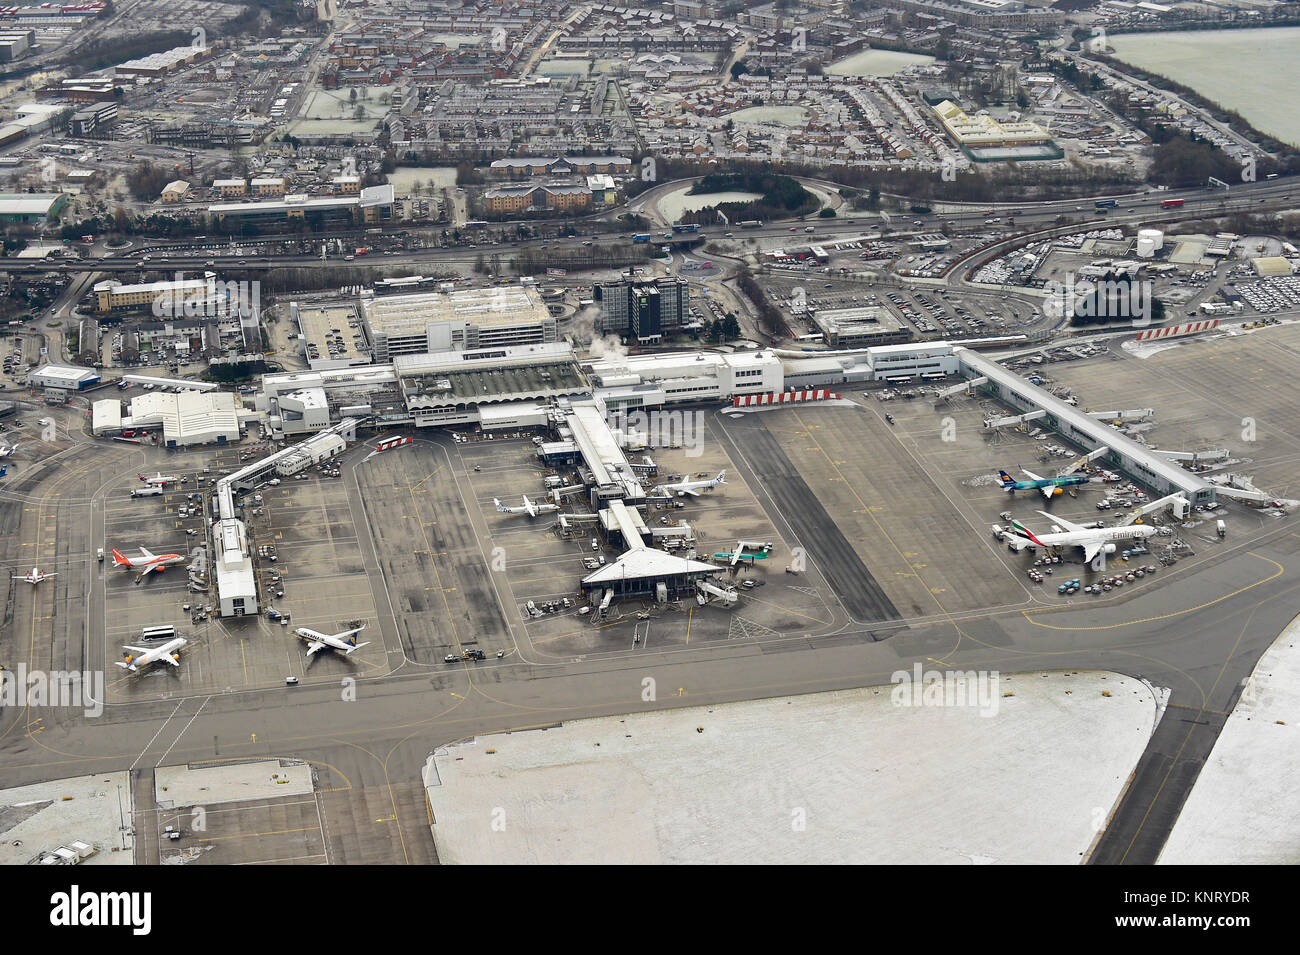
[1135,319,1218,341]
[733,389,842,407]
[375,436,413,452]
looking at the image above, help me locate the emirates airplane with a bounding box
[111,546,185,583]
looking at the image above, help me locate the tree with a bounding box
[721,315,741,339]
[349,88,358,104]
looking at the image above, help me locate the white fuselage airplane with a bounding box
[112,546,185,582]
[1003,510,1159,571]
[494,495,559,518]
[138,472,179,487]
[116,637,187,672]
[660,470,726,498]
[13,566,56,584]
[295,624,370,657]
[0,443,18,458]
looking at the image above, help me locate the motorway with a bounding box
[1,407,1297,864]
[2,177,1295,282]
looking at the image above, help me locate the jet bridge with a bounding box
[984,409,1047,430]
[1060,446,1110,476]
[1149,448,1232,463]
[936,376,986,401]
[1086,409,1154,423]
[1116,492,1190,526]
[695,578,738,607]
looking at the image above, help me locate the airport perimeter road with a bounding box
[1,431,1298,862]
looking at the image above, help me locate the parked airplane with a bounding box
[1003,511,1158,571]
[660,470,726,497]
[111,546,185,583]
[999,468,1090,500]
[494,495,559,518]
[0,443,18,458]
[294,624,370,657]
[138,472,180,486]
[116,637,186,672]
[713,540,774,567]
[12,566,56,584]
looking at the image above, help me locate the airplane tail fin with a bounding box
[1009,519,1045,547]
[998,470,1015,487]
[716,470,727,484]
[114,661,131,670]
[111,547,130,567]
[494,498,506,512]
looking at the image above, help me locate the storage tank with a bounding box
[1135,228,1164,258]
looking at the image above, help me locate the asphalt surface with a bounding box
[713,411,902,628]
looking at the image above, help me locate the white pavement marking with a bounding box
[128,700,186,771]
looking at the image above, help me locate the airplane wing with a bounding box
[1039,484,1056,501]
[305,641,327,656]
[1037,510,1086,534]
[1081,541,1103,564]
[122,645,151,654]
[1021,468,1044,482]
[164,654,181,666]
[678,487,702,497]
[139,546,156,560]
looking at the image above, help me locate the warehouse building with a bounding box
[93,391,245,446]
[360,284,557,360]
[28,363,99,391]
[0,192,67,224]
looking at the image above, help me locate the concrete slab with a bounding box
[0,772,132,865]
[425,671,1160,864]
[1159,614,1300,864]
[155,759,313,808]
